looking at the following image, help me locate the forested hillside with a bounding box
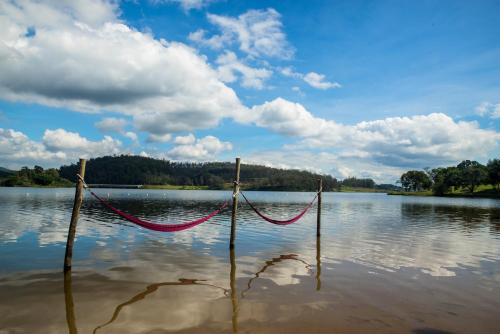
[59,155,339,191]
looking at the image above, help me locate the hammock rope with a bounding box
[77,173,229,232]
[240,191,318,225]
[88,190,229,232]
[77,174,317,230]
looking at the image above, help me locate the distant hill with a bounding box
[1,166,72,187]
[59,155,340,192]
[0,167,15,178]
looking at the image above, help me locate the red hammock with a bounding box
[240,191,318,225]
[89,190,228,232]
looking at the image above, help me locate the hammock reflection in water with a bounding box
[63,243,322,333]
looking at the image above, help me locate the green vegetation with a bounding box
[392,158,500,198]
[1,166,73,187]
[341,177,375,189]
[142,184,209,190]
[338,178,402,193]
[1,156,407,192]
[59,155,340,192]
[0,167,15,178]
[339,186,386,193]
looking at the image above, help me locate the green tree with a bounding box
[456,160,487,193]
[400,170,432,191]
[486,158,500,189]
[430,167,460,196]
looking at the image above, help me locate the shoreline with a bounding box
[388,190,500,199]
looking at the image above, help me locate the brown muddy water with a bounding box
[0,188,499,333]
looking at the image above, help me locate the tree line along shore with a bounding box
[392,159,500,198]
[1,155,498,198]
[0,155,397,192]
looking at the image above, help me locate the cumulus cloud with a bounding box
[95,117,128,133]
[191,8,293,59]
[281,67,340,90]
[0,0,246,137]
[246,150,404,184]
[216,51,272,89]
[475,101,500,119]
[188,29,229,49]
[303,72,341,90]
[95,117,138,143]
[168,135,232,161]
[249,98,500,171]
[0,1,498,180]
[124,131,138,142]
[153,0,216,11]
[0,128,123,168]
[146,133,172,143]
[173,133,196,145]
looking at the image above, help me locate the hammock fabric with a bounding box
[89,190,228,232]
[240,191,318,225]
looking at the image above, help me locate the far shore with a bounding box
[388,189,500,199]
[3,184,499,198]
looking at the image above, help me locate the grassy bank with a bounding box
[388,185,500,199]
[141,184,210,190]
[339,186,387,193]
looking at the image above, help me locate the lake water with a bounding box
[0,187,499,334]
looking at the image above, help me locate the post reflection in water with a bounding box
[62,245,320,333]
[240,254,313,298]
[316,236,321,291]
[63,270,78,334]
[92,278,229,333]
[230,248,239,333]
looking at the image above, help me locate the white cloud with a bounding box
[146,133,172,143]
[216,51,272,89]
[280,67,341,90]
[153,0,216,11]
[95,117,138,143]
[124,131,138,143]
[303,72,341,90]
[192,8,293,59]
[0,0,246,137]
[168,135,232,161]
[475,101,500,119]
[0,1,498,179]
[95,117,128,133]
[173,133,196,145]
[42,128,122,155]
[0,128,123,168]
[188,29,229,49]
[280,66,302,79]
[249,98,500,173]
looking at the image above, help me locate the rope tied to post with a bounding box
[240,191,319,225]
[78,175,229,232]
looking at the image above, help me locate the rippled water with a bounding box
[0,187,499,333]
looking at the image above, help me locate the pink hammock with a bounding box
[240,191,318,225]
[89,190,228,232]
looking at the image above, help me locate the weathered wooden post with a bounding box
[64,158,86,271]
[230,157,241,249]
[316,236,322,291]
[230,248,239,332]
[63,271,78,334]
[317,178,322,237]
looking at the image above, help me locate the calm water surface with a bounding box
[0,188,499,333]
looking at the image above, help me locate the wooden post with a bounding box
[230,157,240,249]
[316,236,322,291]
[64,159,86,271]
[63,271,78,334]
[316,178,322,237]
[230,248,239,333]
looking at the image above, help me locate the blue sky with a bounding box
[0,0,499,183]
